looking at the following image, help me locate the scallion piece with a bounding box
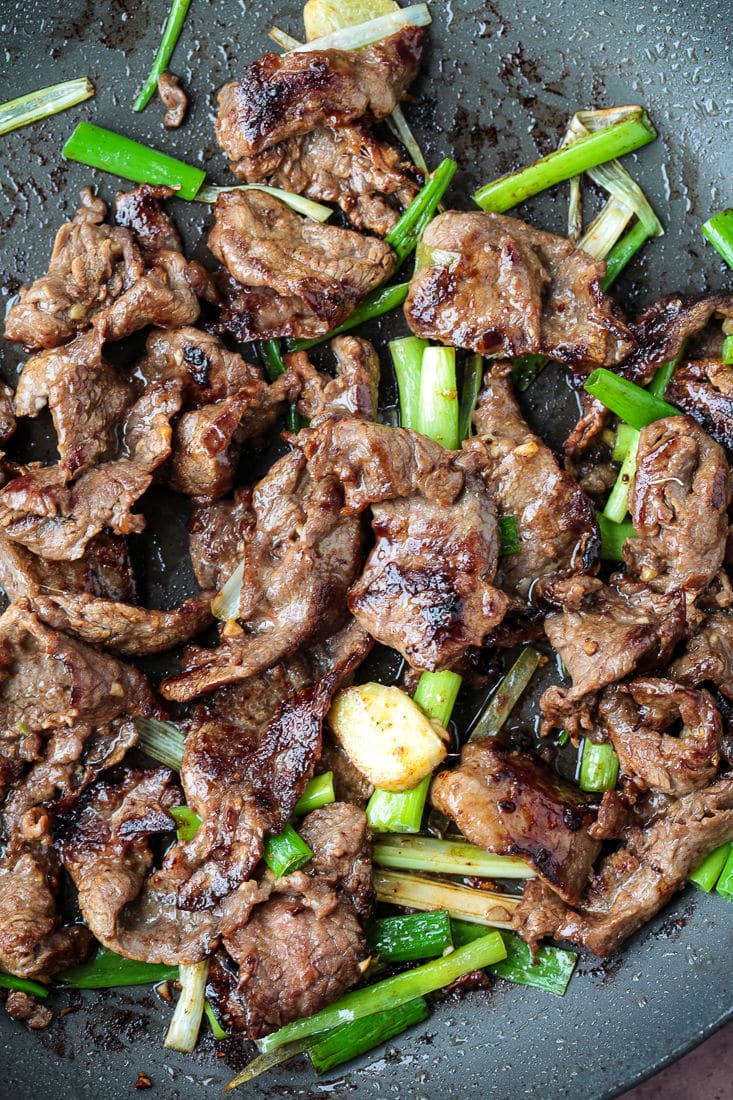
[584,368,680,431]
[389,336,428,430]
[292,4,431,52]
[701,209,733,270]
[418,346,459,449]
[647,355,680,399]
[204,999,228,1040]
[287,281,410,353]
[263,824,314,877]
[722,335,733,365]
[373,870,520,929]
[63,121,206,200]
[133,0,192,112]
[689,843,731,892]
[56,947,178,989]
[384,158,458,266]
[577,193,634,261]
[601,220,652,289]
[0,973,48,998]
[512,353,548,392]
[0,78,94,137]
[196,183,332,222]
[557,729,571,747]
[373,835,533,879]
[171,805,201,841]
[469,647,543,741]
[165,960,209,1053]
[309,997,429,1074]
[458,353,483,440]
[257,930,507,1054]
[716,845,733,900]
[451,922,577,997]
[611,421,639,463]
[596,511,635,561]
[387,103,428,173]
[294,772,336,816]
[498,514,520,557]
[366,911,452,962]
[366,778,431,834]
[257,338,285,381]
[135,716,185,770]
[473,111,656,213]
[578,739,619,792]
[226,1040,313,1090]
[212,560,244,622]
[413,670,462,729]
[603,430,638,523]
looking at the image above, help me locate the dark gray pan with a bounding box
[0,1,731,1096]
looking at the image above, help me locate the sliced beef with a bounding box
[620,292,733,386]
[670,610,733,698]
[210,190,395,342]
[624,416,730,597]
[161,451,364,701]
[513,773,733,956]
[300,418,508,670]
[466,361,599,601]
[15,331,133,478]
[284,335,380,427]
[27,591,213,657]
[157,73,188,129]
[405,212,634,368]
[4,189,201,350]
[231,123,422,236]
[543,575,686,699]
[216,28,424,157]
[431,740,601,903]
[169,393,261,500]
[319,736,374,808]
[0,532,136,604]
[4,990,53,1029]
[598,678,722,795]
[113,184,183,257]
[666,358,733,452]
[0,383,16,445]
[188,491,253,592]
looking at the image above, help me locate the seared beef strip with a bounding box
[157,73,188,129]
[15,331,133,478]
[666,358,733,452]
[216,28,423,157]
[113,184,183,257]
[232,123,422,236]
[405,212,634,368]
[513,773,733,956]
[0,532,137,604]
[0,383,16,446]
[620,292,733,386]
[4,990,53,1029]
[670,610,733,697]
[598,678,722,795]
[284,335,380,426]
[624,416,730,597]
[542,575,686,700]
[188,490,253,592]
[466,361,599,602]
[4,189,201,350]
[209,190,396,342]
[431,741,601,903]
[300,417,508,669]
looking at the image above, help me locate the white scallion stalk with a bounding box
[211,560,244,622]
[0,78,95,136]
[292,4,431,52]
[268,26,302,49]
[164,961,209,1053]
[225,1040,313,1091]
[196,184,332,222]
[135,717,185,770]
[578,193,636,259]
[469,647,543,741]
[373,835,534,879]
[374,869,521,929]
[386,103,428,173]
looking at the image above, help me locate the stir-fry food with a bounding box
[0,0,731,1084]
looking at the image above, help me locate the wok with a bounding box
[0,1,731,1096]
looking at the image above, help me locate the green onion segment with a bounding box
[578,740,620,792]
[469,647,543,741]
[0,78,94,137]
[701,209,733,269]
[263,824,314,877]
[584,368,679,431]
[133,0,193,112]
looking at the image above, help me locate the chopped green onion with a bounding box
[715,846,733,900]
[171,805,201,841]
[366,911,452,962]
[512,354,548,392]
[722,335,733,365]
[263,824,313,877]
[611,421,639,463]
[596,511,635,561]
[373,869,521,929]
[498,514,520,557]
[578,740,619,792]
[373,835,533,879]
[292,4,431,52]
[386,103,428,173]
[135,716,185,770]
[63,121,205,200]
[309,997,429,1074]
[601,221,652,289]
[165,960,209,1053]
[603,431,638,524]
[578,193,635,260]
[647,355,680,399]
[366,777,431,834]
[0,78,94,137]
[294,772,336,815]
[689,843,731,892]
[196,183,333,222]
[212,561,244,622]
[702,209,733,269]
[204,999,228,1040]
[287,281,410,353]
[385,158,458,266]
[257,930,506,1054]
[469,647,543,741]
[56,948,178,989]
[226,1040,313,1090]
[557,729,571,747]
[451,922,577,997]
[458,353,483,440]
[418,346,459,449]
[0,973,49,998]
[584,368,680,431]
[473,111,656,213]
[413,669,462,729]
[389,336,428,430]
[133,0,192,112]
[269,26,302,49]
[257,339,285,382]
